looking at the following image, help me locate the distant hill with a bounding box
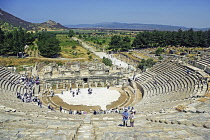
[66,22,210,31]
[0,8,34,30]
[37,20,69,31]
[0,9,69,31]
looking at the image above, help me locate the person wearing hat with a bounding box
[129,110,135,127]
[122,108,129,127]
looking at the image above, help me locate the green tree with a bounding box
[138,58,156,71]
[155,47,164,56]
[88,55,92,60]
[1,27,34,56]
[0,28,5,54]
[109,35,122,51]
[37,32,60,57]
[121,36,131,51]
[102,57,112,66]
[78,34,82,39]
[132,33,147,48]
[68,30,75,38]
[72,45,76,49]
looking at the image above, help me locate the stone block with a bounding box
[203,122,210,129]
[185,136,205,140]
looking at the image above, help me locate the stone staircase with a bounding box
[74,114,95,140]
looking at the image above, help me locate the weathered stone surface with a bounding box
[203,122,210,129]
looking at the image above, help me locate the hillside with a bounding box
[66,22,210,31]
[0,8,34,30]
[38,20,69,31]
[0,9,69,31]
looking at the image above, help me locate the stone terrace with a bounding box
[1,57,210,139]
[134,58,208,113]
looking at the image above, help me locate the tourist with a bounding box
[69,109,72,114]
[60,106,62,112]
[48,103,51,109]
[122,108,129,127]
[186,69,190,74]
[129,110,135,127]
[50,91,54,97]
[37,98,40,106]
[93,110,97,115]
[88,88,92,94]
[107,83,110,89]
[39,101,42,108]
[51,107,55,111]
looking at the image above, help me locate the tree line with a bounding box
[108,35,131,52]
[0,28,61,57]
[132,29,210,48]
[108,29,210,52]
[0,27,34,56]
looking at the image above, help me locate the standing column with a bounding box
[101,82,104,87]
[82,82,85,88]
[56,81,59,90]
[69,81,72,89]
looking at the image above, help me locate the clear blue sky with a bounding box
[1,0,210,28]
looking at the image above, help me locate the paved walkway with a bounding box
[72,37,136,70]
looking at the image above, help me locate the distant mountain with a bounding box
[66,22,210,31]
[0,9,69,31]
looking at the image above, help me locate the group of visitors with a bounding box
[15,74,40,103]
[92,107,136,127]
[67,88,81,97]
[69,109,87,115]
[122,108,135,127]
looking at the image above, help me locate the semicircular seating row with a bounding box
[189,55,210,74]
[135,59,208,105]
[0,67,32,96]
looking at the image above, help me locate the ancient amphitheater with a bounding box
[1,54,210,139]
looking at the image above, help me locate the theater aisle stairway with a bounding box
[74,114,95,140]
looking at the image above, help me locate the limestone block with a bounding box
[177,119,187,125]
[203,123,210,129]
[5,108,12,112]
[185,136,205,140]
[192,121,203,127]
[184,107,197,113]
[159,119,164,123]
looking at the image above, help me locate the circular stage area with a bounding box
[56,88,121,110]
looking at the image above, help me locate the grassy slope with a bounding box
[57,34,99,60]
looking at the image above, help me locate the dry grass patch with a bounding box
[175,105,186,112]
[205,92,210,97]
[197,97,209,102]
